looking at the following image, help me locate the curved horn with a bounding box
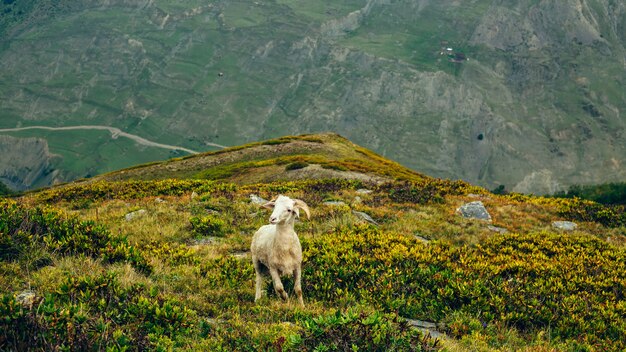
[293,199,311,220]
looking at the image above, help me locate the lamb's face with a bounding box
[266,195,297,225]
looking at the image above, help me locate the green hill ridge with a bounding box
[1,133,625,350]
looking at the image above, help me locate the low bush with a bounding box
[190,214,228,237]
[302,225,626,349]
[289,308,437,351]
[0,200,150,274]
[0,271,195,351]
[36,180,236,203]
[285,161,309,171]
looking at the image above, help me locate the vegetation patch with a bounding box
[189,214,228,238]
[0,271,195,351]
[290,308,438,351]
[554,182,626,205]
[2,171,626,350]
[303,225,626,349]
[507,193,626,228]
[0,200,150,274]
[285,161,309,171]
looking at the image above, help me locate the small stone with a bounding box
[352,210,378,225]
[155,197,166,203]
[231,251,249,259]
[249,194,267,205]
[323,200,346,206]
[552,221,577,231]
[406,319,437,329]
[456,201,492,221]
[404,318,445,339]
[353,196,362,203]
[356,189,373,194]
[125,209,147,221]
[188,238,217,246]
[414,234,430,243]
[191,191,198,200]
[16,290,36,309]
[488,225,508,234]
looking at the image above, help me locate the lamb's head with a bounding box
[263,195,311,225]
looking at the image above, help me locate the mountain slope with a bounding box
[0,0,624,193]
[2,132,625,351]
[92,132,433,185]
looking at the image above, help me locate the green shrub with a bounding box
[0,181,12,196]
[285,161,309,171]
[289,308,437,351]
[0,272,195,351]
[190,215,228,237]
[321,163,348,171]
[0,200,150,274]
[302,225,626,350]
[36,180,234,202]
[376,180,476,205]
[556,182,626,205]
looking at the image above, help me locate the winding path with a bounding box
[0,125,227,153]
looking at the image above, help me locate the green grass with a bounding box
[338,1,492,72]
[2,129,179,180]
[276,0,364,22]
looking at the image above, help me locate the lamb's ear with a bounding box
[293,199,311,220]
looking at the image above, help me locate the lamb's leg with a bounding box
[294,267,304,307]
[253,259,264,302]
[269,267,289,301]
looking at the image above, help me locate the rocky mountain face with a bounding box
[0,135,59,191]
[0,0,624,193]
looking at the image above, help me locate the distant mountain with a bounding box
[1,0,624,193]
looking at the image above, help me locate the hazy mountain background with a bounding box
[0,0,624,193]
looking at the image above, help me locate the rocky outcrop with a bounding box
[552,221,578,231]
[456,201,492,222]
[0,135,58,191]
[320,0,389,37]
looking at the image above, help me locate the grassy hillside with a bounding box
[91,133,433,184]
[1,134,625,350]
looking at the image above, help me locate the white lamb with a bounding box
[250,195,311,307]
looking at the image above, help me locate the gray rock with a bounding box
[155,197,166,203]
[356,189,373,194]
[125,209,147,221]
[352,210,378,225]
[188,238,217,246]
[16,290,36,308]
[405,318,445,339]
[191,191,199,200]
[249,194,268,205]
[414,234,430,243]
[552,221,577,231]
[353,196,362,204]
[488,225,508,234]
[231,251,250,259]
[456,201,492,221]
[323,200,346,206]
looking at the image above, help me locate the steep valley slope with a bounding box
[0,0,624,193]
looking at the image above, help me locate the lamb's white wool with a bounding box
[250,195,310,306]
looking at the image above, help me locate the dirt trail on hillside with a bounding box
[0,125,227,153]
